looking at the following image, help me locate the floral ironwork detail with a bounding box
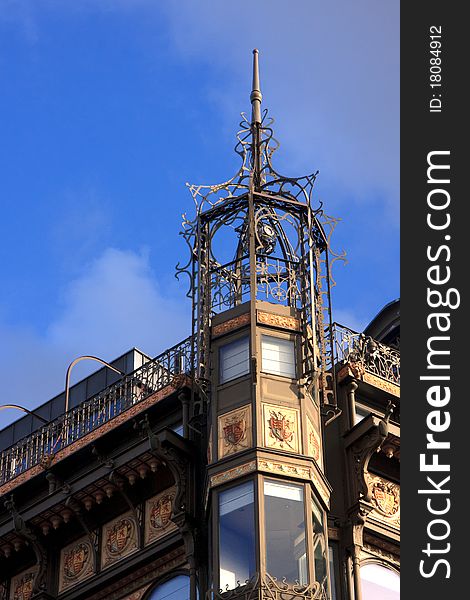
[207,572,327,600]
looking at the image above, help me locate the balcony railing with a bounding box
[329,323,400,386]
[0,337,193,487]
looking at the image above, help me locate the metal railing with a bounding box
[329,323,400,386]
[0,337,193,487]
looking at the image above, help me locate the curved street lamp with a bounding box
[0,404,49,424]
[64,356,126,413]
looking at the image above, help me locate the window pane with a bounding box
[220,337,250,384]
[264,480,307,583]
[219,481,256,590]
[148,575,190,600]
[355,406,370,424]
[312,496,327,588]
[328,544,339,600]
[261,336,296,378]
[361,564,400,600]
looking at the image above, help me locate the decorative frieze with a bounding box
[212,313,250,337]
[59,536,95,592]
[145,487,178,546]
[362,372,400,397]
[263,403,300,453]
[257,311,300,332]
[210,461,257,487]
[101,512,139,570]
[209,457,330,508]
[218,405,252,459]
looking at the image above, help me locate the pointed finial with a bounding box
[250,49,262,125]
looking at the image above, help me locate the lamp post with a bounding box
[64,356,126,413]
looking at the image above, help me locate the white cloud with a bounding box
[0,247,190,428]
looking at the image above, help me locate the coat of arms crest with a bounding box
[13,573,34,600]
[223,415,246,447]
[268,410,294,447]
[150,494,174,530]
[64,543,89,580]
[106,518,133,555]
[372,481,399,516]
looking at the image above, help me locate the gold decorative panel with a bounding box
[263,403,300,453]
[212,313,250,337]
[59,536,95,592]
[101,511,139,569]
[368,474,400,528]
[218,404,252,459]
[307,418,322,468]
[145,486,178,545]
[257,310,300,331]
[9,567,38,600]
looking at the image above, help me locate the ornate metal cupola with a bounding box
[176,49,345,598]
[178,49,341,415]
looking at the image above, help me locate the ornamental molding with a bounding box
[363,541,400,568]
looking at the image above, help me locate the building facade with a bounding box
[0,51,400,600]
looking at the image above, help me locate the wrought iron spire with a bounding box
[250,49,263,189]
[250,48,262,125]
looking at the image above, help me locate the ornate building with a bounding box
[0,51,400,600]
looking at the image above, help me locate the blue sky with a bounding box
[0,0,399,428]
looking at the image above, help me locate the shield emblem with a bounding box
[107,519,132,554]
[223,419,246,446]
[373,486,397,515]
[64,544,88,579]
[151,495,173,529]
[269,411,293,443]
[14,574,33,600]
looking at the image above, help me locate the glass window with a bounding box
[264,480,307,584]
[219,481,256,590]
[355,405,370,425]
[219,337,250,384]
[312,496,328,589]
[328,543,339,600]
[148,575,190,600]
[261,336,296,378]
[361,563,400,600]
